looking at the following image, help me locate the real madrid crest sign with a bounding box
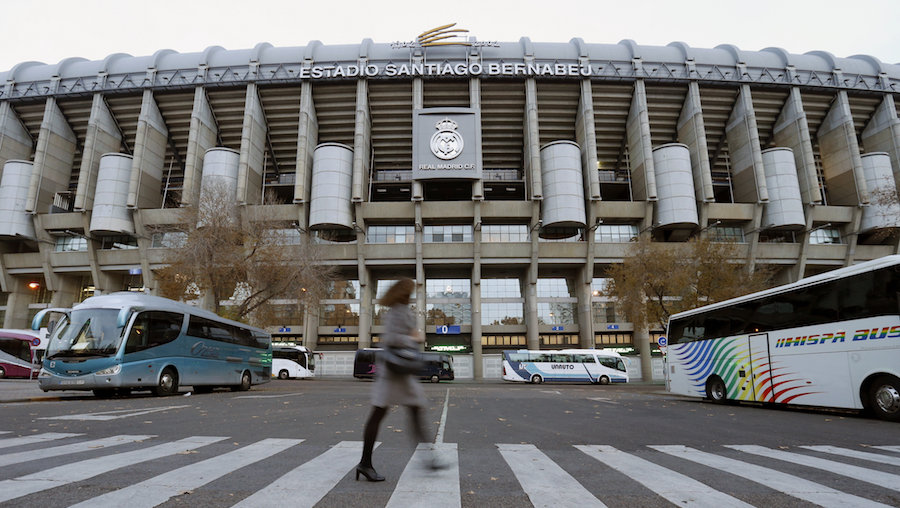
[412,108,482,181]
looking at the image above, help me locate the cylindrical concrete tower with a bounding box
[539,141,586,238]
[860,152,900,232]
[309,143,354,230]
[652,143,698,228]
[0,160,36,239]
[761,147,805,230]
[90,153,135,234]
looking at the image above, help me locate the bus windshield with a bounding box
[46,309,125,358]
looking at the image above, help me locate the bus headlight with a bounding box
[95,365,121,376]
[38,368,50,377]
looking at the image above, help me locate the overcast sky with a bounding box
[2,0,899,73]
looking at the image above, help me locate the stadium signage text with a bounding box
[296,62,597,79]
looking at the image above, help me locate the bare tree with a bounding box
[153,182,335,325]
[605,236,776,332]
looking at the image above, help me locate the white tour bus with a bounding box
[665,255,900,421]
[502,348,629,384]
[272,345,315,379]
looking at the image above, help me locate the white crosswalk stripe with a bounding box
[576,445,753,508]
[387,443,460,508]
[0,435,227,504]
[69,438,303,508]
[727,444,900,493]
[2,430,900,507]
[0,434,154,467]
[234,440,368,508]
[498,443,607,508]
[800,445,900,467]
[651,444,892,508]
[0,432,82,449]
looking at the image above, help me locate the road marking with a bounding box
[234,392,305,399]
[498,443,607,508]
[387,443,460,508]
[539,390,561,395]
[587,397,619,404]
[0,435,226,504]
[0,434,154,467]
[234,441,369,508]
[69,438,303,508]
[801,445,900,467]
[435,388,450,444]
[39,405,190,421]
[577,445,752,508]
[652,445,891,508]
[873,445,900,453]
[0,432,82,449]
[728,445,900,492]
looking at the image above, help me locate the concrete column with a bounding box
[725,85,768,204]
[862,94,900,192]
[237,83,266,205]
[132,209,155,294]
[4,278,35,329]
[577,265,593,349]
[351,79,370,203]
[773,88,821,204]
[295,81,318,204]
[634,320,652,382]
[524,78,543,200]
[525,204,540,350]
[26,98,77,213]
[127,90,168,209]
[49,274,79,309]
[303,306,319,350]
[412,77,424,201]
[626,80,656,201]
[470,73,484,200]
[471,201,483,379]
[182,87,218,207]
[74,94,122,211]
[817,91,868,205]
[358,266,372,349]
[677,81,714,202]
[0,101,33,173]
[576,79,601,201]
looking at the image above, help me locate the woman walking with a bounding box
[357,277,439,482]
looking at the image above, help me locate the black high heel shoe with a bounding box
[355,464,385,482]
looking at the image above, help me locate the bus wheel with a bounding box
[154,368,179,396]
[431,375,440,383]
[93,388,115,398]
[278,370,290,380]
[0,366,5,378]
[705,377,727,404]
[530,374,543,384]
[868,375,900,422]
[598,375,610,385]
[232,371,252,391]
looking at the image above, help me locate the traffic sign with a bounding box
[278,327,291,333]
[657,336,667,347]
[551,326,564,331]
[435,325,461,334]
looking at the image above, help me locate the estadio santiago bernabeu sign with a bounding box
[413,108,482,181]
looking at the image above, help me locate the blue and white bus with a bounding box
[33,292,271,397]
[502,349,629,384]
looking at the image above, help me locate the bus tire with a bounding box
[154,368,179,396]
[0,366,5,379]
[193,386,213,394]
[278,369,290,380]
[705,376,727,404]
[867,375,900,422]
[598,375,610,385]
[530,374,543,384]
[232,370,252,391]
[431,375,440,383]
[93,388,115,398]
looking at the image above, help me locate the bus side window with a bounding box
[126,312,183,353]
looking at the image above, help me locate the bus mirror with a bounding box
[117,307,135,328]
[48,320,56,335]
[31,308,70,331]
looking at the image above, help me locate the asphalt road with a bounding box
[1,378,899,507]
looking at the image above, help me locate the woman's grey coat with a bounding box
[371,304,427,408]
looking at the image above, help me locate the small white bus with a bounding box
[272,345,315,379]
[502,348,629,384]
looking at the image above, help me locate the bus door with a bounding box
[739,333,773,402]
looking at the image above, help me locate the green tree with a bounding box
[605,236,776,332]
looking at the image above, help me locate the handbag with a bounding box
[382,345,425,375]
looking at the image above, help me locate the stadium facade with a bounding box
[1,29,899,379]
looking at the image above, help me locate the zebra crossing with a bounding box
[1,431,899,507]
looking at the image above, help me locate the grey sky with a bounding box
[2,0,899,72]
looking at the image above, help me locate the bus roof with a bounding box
[0,329,41,341]
[72,292,268,334]
[669,254,900,322]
